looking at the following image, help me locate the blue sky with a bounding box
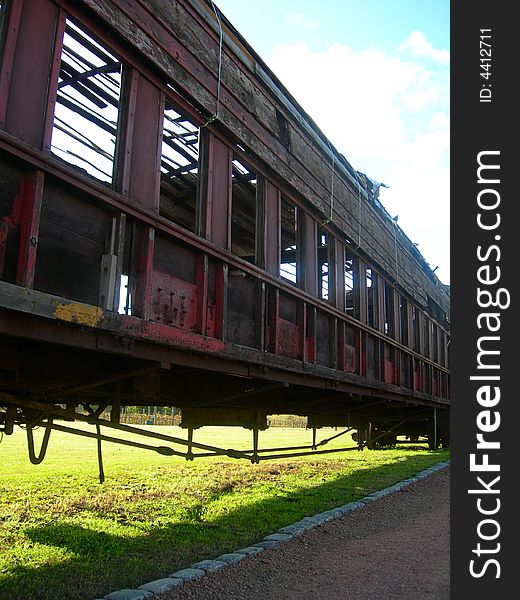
[215,0,450,284]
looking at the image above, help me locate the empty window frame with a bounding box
[50,20,122,184]
[366,268,378,329]
[280,195,299,284]
[231,157,258,264]
[317,226,329,301]
[159,101,200,233]
[345,248,359,319]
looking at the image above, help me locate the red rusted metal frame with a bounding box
[0,299,449,408]
[85,0,344,210]
[302,212,317,297]
[333,237,345,312]
[2,0,60,148]
[42,8,67,153]
[0,0,448,412]
[266,286,279,354]
[254,280,266,351]
[203,133,231,249]
[0,0,23,126]
[0,131,449,381]
[16,170,44,288]
[305,305,316,364]
[195,253,208,336]
[263,179,280,277]
[357,258,368,325]
[0,125,450,357]
[54,0,448,345]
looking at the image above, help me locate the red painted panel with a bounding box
[4,0,59,148]
[384,359,395,384]
[206,134,231,249]
[278,317,301,359]
[432,372,439,396]
[17,171,44,288]
[127,75,163,211]
[345,344,358,374]
[264,180,279,276]
[151,270,198,331]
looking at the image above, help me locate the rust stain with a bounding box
[54,302,103,328]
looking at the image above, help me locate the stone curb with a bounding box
[100,460,449,599]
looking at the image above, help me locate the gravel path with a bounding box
[155,466,450,600]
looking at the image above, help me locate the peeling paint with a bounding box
[54,302,104,328]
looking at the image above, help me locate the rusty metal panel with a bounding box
[315,311,330,367]
[277,317,301,359]
[226,273,256,348]
[150,270,197,331]
[345,344,358,374]
[384,359,395,384]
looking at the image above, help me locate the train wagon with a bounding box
[0,0,450,465]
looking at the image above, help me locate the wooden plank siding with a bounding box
[75,0,449,317]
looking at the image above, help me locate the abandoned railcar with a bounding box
[0,0,450,462]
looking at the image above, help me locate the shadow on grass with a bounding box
[1,451,448,600]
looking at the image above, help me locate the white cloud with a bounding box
[399,31,450,64]
[284,13,320,30]
[267,39,450,282]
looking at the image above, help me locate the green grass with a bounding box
[0,424,449,600]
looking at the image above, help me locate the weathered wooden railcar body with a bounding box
[0,0,450,449]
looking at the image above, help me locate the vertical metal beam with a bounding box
[302,213,316,296]
[392,289,400,343]
[254,280,266,351]
[214,262,227,340]
[333,237,345,312]
[2,0,60,148]
[16,170,44,288]
[42,8,66,152]
[263,180,280,277]
[195,253,209,335]
[267,287,279,354]
[357,258,368,324]
[305,305,316,363]
[202,133,231,249]
[117,70,163,211]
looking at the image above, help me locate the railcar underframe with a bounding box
[0,0,450,464]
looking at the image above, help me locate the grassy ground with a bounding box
[0,424,449,600]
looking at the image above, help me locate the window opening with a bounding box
[231,157,258,264]
[317,227,329,301]
[118,274,132,315]
[50,20,122,184]
[159,101,200,233]
[280,195,298,284]
[366,268,378,328]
